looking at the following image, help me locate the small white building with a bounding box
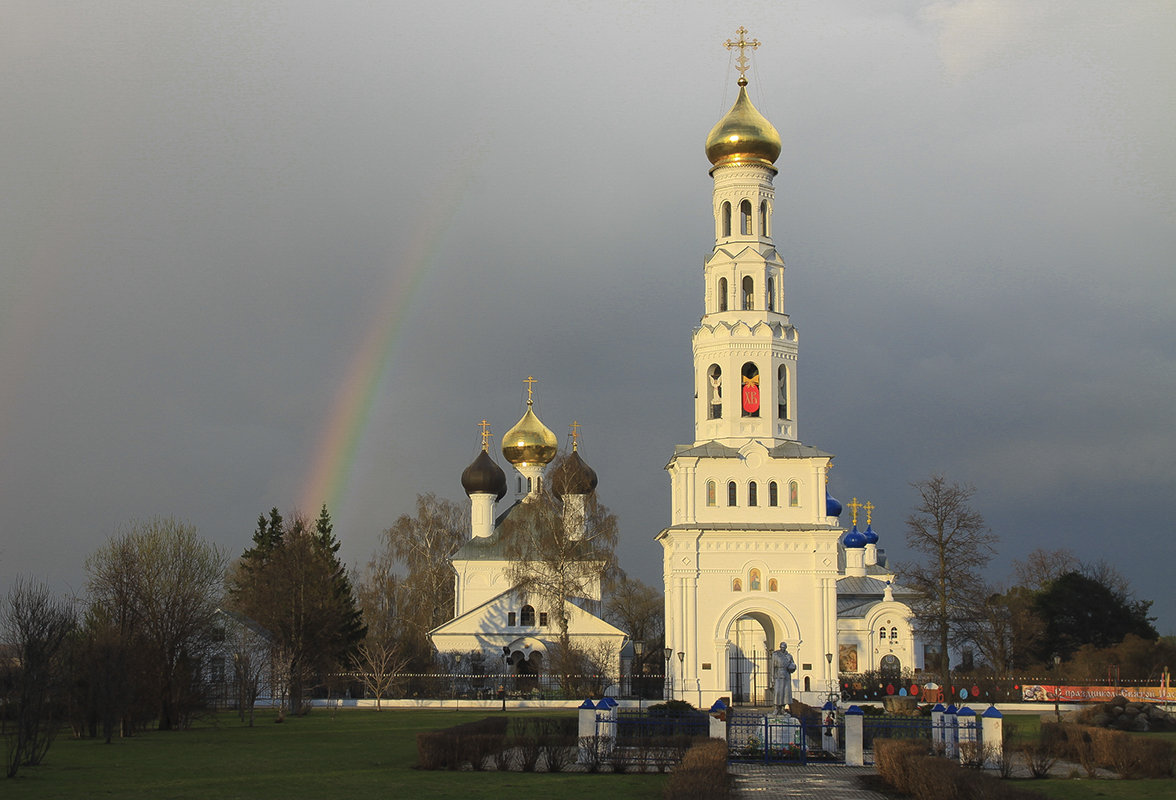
[659,42,919,709]
[429,392,626,683]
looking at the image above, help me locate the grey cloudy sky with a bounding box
[3,1,1174,633]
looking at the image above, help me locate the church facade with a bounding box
[658,37,918,708]
[428,389,626,682]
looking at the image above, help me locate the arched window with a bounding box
[527,477,532,493]
[749,569,761,590]
[760,200,769,237]
[727,481,737,506]
[748,481,758,507]
[742,275,754,310]
[707,364,722,419]
[740,199,752,235]
[804,676,810,692]
[705,480,717,507]
[788,480,799,507]
[741,362,760,418]
[521,605,535,626]
[721,202,732,237]
[769,481,779,507]
[878,627,887,641]
[767,276,775,312]
[768,578,778,592]
[732,578,742,592]
[778,365,788,420]
[518,477,524,493]
[890,627,899,641]
[718,278,728,312]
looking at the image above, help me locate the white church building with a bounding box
[657,34,919,708]
[430,31,919,706]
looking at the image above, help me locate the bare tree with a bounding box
[501,489,618,655]
[3,579,76,778]
[85,518,225,731]
[898,475,996,686]
[1012,548,1080,591]
[368,493,467,669]
[954,585,1043,676]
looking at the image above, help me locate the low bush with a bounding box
[1042,722,1174,779]
[665,739,728,800]
[875,737,1047,800]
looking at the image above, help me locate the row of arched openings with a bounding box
[732,568,777,593]
[707,363,789,420]
[720,199,770,238]
[706,479,799,508]
[879,626,900,641]
[716,275,778,313]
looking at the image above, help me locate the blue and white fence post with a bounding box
[931,703,945,752]
[943,704,959,759]
[981,706,1004,769]
[956,706,977,763]
[845,705,865,766]
[577,699,597,763]
[821,701,839,754]
[708,699,728,740]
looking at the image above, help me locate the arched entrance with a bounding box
[729,615,769,704]
[504,637,546,690]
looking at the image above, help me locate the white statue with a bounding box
[771,641,797,712]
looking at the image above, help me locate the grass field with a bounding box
[4,709,668,800]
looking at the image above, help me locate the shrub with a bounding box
[875,737,1048,800]
[665,739,729,800]
[1042,722,1174,779]
[875,738,929,794]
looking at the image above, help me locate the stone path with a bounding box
[729,763,889,799]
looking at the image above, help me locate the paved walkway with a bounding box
[729,763,889,799]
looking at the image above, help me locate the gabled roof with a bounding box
[429,587,626,640]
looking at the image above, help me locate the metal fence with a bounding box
[727,712,814,764]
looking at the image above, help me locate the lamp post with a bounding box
[826,652,835,703]
[664,647,672,701]
[454,653,462,710]
[633,639,644,709]
[677,651,685,702]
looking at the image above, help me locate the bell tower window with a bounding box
[760,200,769,236]
[742,276,754,310]
[767,276,775,312]
[707,364,722,419]
[718,278,728,312]
[740,199,752,235]
[741,362,760,417]
[777,365,789,420]
[721,202,732,237]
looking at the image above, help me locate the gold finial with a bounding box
[478,419,492,450]
[724,26,761,85]
[825,460,834,482]
[864,501,875,526]
[570,420,582,451]
[523,376,537,405]
[847,497,863,527]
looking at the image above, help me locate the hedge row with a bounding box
[1041,722,1174,779]
[665,739,729,800]
[874,739,1046,800]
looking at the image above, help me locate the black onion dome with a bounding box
[461,449,507,500]
[551,451,598,497]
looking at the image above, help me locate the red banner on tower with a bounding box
[742,382,759,414]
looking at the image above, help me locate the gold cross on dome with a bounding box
[478,419,492,450]
[724,26,760,80]
[846,497,863,527]
[570,420,582,451]
[523,376,537,404]
[864,501,875,526]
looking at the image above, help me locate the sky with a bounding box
[2,1,1174,635]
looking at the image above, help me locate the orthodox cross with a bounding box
[478,419,492,450]
[570,420,582,451]
[864,501,875,526]
[724,26,760,81]
[847,497,863,527]
[523,375,537,404]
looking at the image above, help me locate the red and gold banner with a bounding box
[1021,684,1173,703]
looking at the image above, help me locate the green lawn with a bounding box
[4,709,668,800]
[1025,778,1176,799]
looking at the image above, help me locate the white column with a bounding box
[981,707,1003,770]
[845,706,864,766]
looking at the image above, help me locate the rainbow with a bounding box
[298,156,478,514]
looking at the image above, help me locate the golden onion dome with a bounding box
[502,402,558,467]
[705,77,781,168]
